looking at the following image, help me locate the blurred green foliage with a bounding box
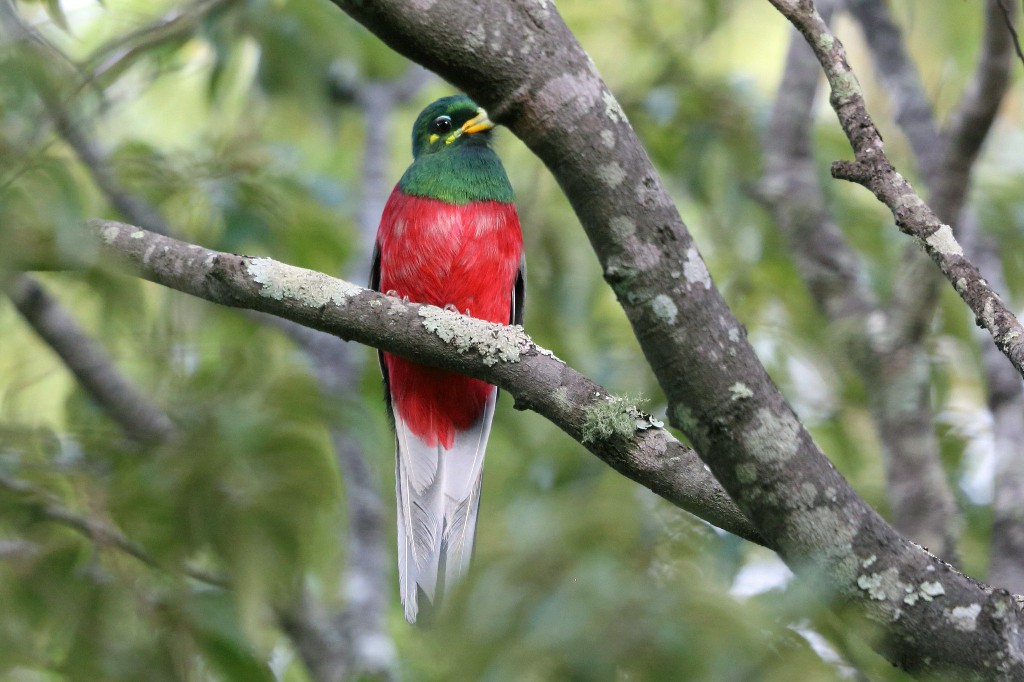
[0,0,1021,679]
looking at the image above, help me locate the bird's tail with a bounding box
[395,389,496,624]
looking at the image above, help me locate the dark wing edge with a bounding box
[369,241,394,422]
[511,253,526,326]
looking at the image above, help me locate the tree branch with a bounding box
[995,0,1024,70]
[767,0,1024,383]
[90,218,761,546]
[3,274,177,446]
[846,0,1020,570]
[759,1,962,560]
[0,472,226,587]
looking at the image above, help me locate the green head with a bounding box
[410,95,495,159]
[398,95,514,204]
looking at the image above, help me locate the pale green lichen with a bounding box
[130,230,145,239]
[609,216,636,239]
[418,306,524,366]
[674,404,698,432]
[651,294,678,324]
[906,580,946,605]
[830,70,861,103]
[597,162,627,188]
[101,225,120,243]
[246,258,360,306]
[894,193,926,212]
[742,407,802,463]
[603,90,626,123]
[924,224,963,257]
[581,394,639,444]
[729,382,753,401]
[581,393,661,444]
[857,573,886,600]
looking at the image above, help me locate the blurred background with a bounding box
[0,0,1020,679]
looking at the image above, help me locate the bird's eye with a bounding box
[431,116,453,134]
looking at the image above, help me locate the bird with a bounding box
[370,95,525,624]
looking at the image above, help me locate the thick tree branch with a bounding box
[90,219,761,547]
[322,1,1024,675]
[767,0,1024,383]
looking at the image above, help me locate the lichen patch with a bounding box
[925,224,963,257]
[418,306,526,366]
[246,258,359,306]
[742,407,802,463]
[609,216,636,238]
[948,603,981,632]
[729,382,753,401]
[682,246,712,289]
[651,294,678,324]
[603,90,626,123]
[597,162,627,188]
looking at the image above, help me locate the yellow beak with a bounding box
[461,108,495,135]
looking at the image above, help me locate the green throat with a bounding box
[397,144,515,205]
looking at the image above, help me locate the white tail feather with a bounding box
[395,389,496,623]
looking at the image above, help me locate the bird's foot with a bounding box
[443,303,470,316]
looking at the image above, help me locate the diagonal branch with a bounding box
[3,274,177,446]
[0,472,225,587]
[768,0,1024,383]
[91,218,762,546]
[759,1,962,561]
[995,0,1024,69]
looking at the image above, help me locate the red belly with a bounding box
[376,191,522,447]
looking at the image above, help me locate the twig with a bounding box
[0,473,226,587]
[996,0,1024,70]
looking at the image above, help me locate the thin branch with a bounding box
[78,0,240,93]
[0,472,226,587]
[846,0,1020,563]
[760,2,962,560]
[768,0,1024,383]
[996,0,1024,70]
[0,0,173,236]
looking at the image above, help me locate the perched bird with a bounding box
[370,95,524,623]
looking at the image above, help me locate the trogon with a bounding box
[370,95,524,623]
